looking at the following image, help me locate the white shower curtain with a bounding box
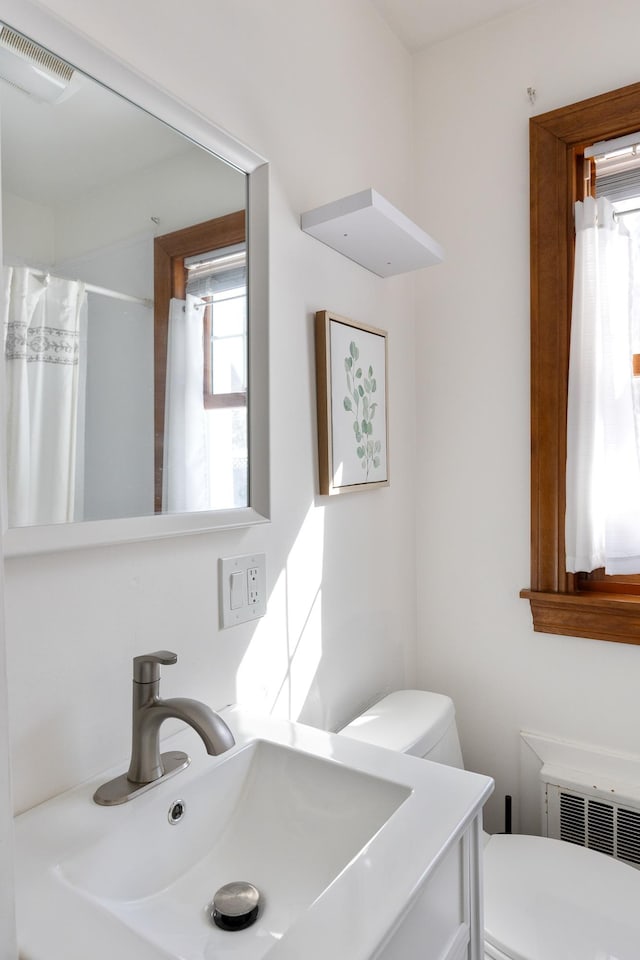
[162,295,210,512]
[2,266,86,526]
[565,196,640,574]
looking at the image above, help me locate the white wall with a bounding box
[414,0,640,833]
[3,193,54,265]
[0,593,16,959]
[4,0,418,814]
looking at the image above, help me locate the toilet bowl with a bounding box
[339,690,640,960]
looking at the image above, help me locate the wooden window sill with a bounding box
[521,589,640,645]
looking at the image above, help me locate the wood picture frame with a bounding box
[315,310,389,495]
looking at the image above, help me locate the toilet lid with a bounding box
[484,834,640,960]
[339,690,456,757]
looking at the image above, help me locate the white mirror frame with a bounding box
[0,0,270,557]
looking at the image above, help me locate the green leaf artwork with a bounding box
[343,338,381,481]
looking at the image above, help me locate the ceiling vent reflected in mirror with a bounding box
[0,24,78,103]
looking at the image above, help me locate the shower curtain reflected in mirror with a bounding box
[161,286,248,514]
[162,295,210,513]
[2,266,86,526]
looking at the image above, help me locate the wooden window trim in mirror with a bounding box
[153,211,246,513]
[521,81,640,645]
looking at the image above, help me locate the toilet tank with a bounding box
[339,690,464,769]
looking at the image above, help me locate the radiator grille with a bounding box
[549,786,640,868]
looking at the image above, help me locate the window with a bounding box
[522,81,640,644]
[184,244,247,411]
[186,241,248,508]
[567,140,640,583]
[153,211,246,512]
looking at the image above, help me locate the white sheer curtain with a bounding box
[2,266,86,526]
[565,196,640,573]
[162,295,210,512]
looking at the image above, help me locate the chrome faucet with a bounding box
[94,650,235,805]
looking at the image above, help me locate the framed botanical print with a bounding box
[315,310,389,495]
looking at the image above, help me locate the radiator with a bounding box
[543,779,640,869]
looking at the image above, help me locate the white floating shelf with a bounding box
[300,188,444,278]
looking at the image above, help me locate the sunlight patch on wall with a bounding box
[272,588,322,720]
[235,503,325,719]
[235,574,290,712]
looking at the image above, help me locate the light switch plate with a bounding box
[219,553,267,628]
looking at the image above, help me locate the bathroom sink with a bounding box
[57,738,409,959]
[13,707,493,960]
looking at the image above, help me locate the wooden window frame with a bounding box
[153,210,245,512]
[521,81,640,645]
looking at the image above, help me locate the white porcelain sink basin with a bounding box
[14,707,493,960]
[57,738,409,959]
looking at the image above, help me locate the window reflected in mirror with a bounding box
[0,22,248,528]
[153,213,247,515]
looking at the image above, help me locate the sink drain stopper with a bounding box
[210,881,261,931]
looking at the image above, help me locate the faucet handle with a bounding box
[133,650,177,684]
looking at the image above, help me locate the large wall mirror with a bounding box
[0,0,269,556]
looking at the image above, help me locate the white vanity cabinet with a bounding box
[374,815,485,960]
